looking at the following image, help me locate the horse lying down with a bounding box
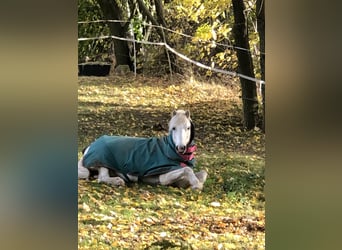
[78,110,208,190]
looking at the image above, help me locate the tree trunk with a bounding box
[232,0,259,130]
[256,0,265,132]
[154,0,179,73]
[97,0,133,70]
[154,0,167,27]
[136,0,179,73]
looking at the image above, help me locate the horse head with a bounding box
[169,110,195,154]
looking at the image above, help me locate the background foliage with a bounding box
[78,0,262,77]
[78,0,111,63]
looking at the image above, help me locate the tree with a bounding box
[256,0,265,131]
[78,0,111,63]
[96,0,133,69]
[232,0,259,130]
[135,0,179,73]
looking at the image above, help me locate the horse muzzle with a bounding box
[176,145,186,154]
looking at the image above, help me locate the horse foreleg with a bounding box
[140,176,160,185]
[159,167,203,190]
[98,167,126,186]
[173,170,208,189]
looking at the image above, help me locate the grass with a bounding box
[78,75,265,249]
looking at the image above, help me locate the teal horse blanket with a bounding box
[82,134,196,181]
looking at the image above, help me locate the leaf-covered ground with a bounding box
[78,75,265,249]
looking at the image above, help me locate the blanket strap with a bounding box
[180,162,187,167]
[179,144,197,167]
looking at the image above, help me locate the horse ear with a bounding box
[172,110,177,117]
[185,110,190,118]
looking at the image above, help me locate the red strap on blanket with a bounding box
[179,145,197,165]
[186,145,197,154]
[180,162,187,167]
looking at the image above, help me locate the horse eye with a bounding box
[172,127,176,130]
[187,127,190,130]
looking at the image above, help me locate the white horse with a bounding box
[78,110,207,190]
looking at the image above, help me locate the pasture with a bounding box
[78,75,265,249]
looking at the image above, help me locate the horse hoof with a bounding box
[113,177,126,186]
[191,183,203,191]
[196,170,208,183]
[103,177,125,186]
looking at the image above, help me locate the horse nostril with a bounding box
[177,145,186,152]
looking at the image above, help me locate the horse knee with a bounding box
[183,166,194,175]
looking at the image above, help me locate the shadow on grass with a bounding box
[77,99,260,153]
[144,239,191,250]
